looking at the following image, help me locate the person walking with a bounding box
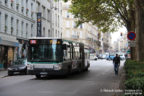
[113,54,120,75]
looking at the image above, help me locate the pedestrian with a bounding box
[113,54,120,75]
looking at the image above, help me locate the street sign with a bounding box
[128,41,136,47]
[127,32,136,40]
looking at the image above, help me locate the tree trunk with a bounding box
[135,0,144,61]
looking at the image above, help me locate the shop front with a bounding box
[0,38,19,69]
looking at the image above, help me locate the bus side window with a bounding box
[63,42,71,60]
[67,45,71,60]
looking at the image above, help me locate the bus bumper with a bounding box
[27,69,68,76]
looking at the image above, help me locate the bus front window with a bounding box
[29,44,63,62]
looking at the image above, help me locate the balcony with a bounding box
[72,35,79,39]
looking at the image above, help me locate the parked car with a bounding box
[90,54,98,60]
[106,55,115,60]
[101,54,107,59]
[120,54,125,60]
[8,59,27,76]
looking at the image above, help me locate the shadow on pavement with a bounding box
[31,70,91,80]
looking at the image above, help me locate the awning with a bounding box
[0,39,19,47]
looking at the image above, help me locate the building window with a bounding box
[26,23,28,38]
[73,21,76,28]
[5,0,8,6]
[58,31,59,37]
[36,2,40,12]
[43,27,45,37]
[16,19,19,36]
[31,24,33,37]
[48,29,50,37]
[42,6,46,18]
[26,9,29,16]
[80,24,83,29]
[26,0,28,8]
[11,17,14,35]
[5,14,8,33]
[58,16,59,27]
[66,21,70,28]
[16,3,19,11]
[47,10,50,21]
[55,14,57,27]
[31,3,34,18]
[66,30,70,37]
[11,0,14,8]
[55,30,57,37]
[16,0,19,11]
[21,0,24,13]
[0,13,1,32]
[21,21,24,36]
[79,31,82,38]
[26,0,29,16]
[66,12,69,18]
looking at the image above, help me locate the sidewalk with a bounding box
[0,70,8,78]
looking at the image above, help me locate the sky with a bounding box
[111,26,127,43]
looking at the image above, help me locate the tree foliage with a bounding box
[63,0,135,33]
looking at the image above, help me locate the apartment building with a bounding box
[102,32,112,53]
[62,1,100,52]
[0,0,36,69]
[51,0,62,38]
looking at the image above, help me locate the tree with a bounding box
[135,0,144,61]
[64,0,137,60]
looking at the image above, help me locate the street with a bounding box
[0,60,125,96]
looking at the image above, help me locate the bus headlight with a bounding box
[53,64,62,70]
[27,64,34,70]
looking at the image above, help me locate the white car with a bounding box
[120,54,125,60]
[90,54,98,60]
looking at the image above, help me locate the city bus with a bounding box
[27,37,90,78]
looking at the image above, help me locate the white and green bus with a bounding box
[27,37,90,78]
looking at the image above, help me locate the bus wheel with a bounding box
[35,75,41,79]
[84,67,88,72]
[85,68,88,71]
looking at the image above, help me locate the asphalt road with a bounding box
[0,60,125,96]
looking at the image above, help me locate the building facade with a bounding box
[62,1,100,53]
[0,0,36,69]
[102,32,112,53]
[51,0,62,38]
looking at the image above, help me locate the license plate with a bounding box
[14,72,19,74]
[40,72,48,75]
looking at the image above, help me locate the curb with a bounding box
[118,62,126,96]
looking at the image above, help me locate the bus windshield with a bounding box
[28,44,63,62]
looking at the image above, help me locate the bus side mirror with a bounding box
[63,44,67,50]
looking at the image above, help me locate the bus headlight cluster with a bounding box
[53,64,62,70]
[27,64,34,70]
